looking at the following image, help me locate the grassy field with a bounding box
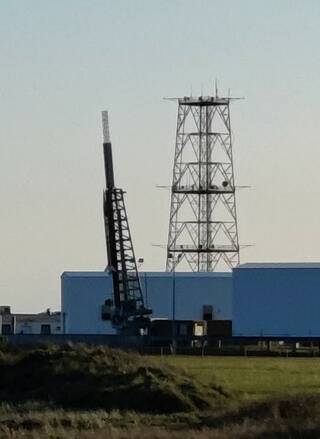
[1,346,320,438]
[163,355,320,400]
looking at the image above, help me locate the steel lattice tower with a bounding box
[166,95,240,272]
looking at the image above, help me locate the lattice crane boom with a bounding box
[101,111,151,326]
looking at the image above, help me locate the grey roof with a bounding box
[62,272,110,278]
[14,313,61,322]
[237,263,320,269]
[141,271,232,278]
[62,271,232,278]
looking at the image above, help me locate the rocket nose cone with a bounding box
[102,110,111,143]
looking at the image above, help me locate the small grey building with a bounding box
[0,306,61,335]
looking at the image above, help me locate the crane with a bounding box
[101,111,152,333]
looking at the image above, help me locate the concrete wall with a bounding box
[233,264,320,337]
[3,334,147,347]
[61,271,232,334]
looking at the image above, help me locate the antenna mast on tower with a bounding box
[166,95,240,272]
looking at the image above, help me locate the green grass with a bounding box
[2,348,320,438]
[162,356,320,401]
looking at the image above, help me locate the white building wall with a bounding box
[0,312,61,335]
[233,263,320,337]
[14,315,61,335]
[61,271,232,334]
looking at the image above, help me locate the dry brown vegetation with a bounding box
[0,344,320,438]
[1,395,320,438]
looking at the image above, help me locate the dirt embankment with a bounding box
[0,345,230,413]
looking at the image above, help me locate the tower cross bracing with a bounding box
[166,96,240,272]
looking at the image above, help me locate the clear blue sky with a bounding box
[1,0,320,311]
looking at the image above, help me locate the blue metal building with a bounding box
[233,263,320,337]
[61,272,116,335]
[140,272,232,321]
[61,271,232,334]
